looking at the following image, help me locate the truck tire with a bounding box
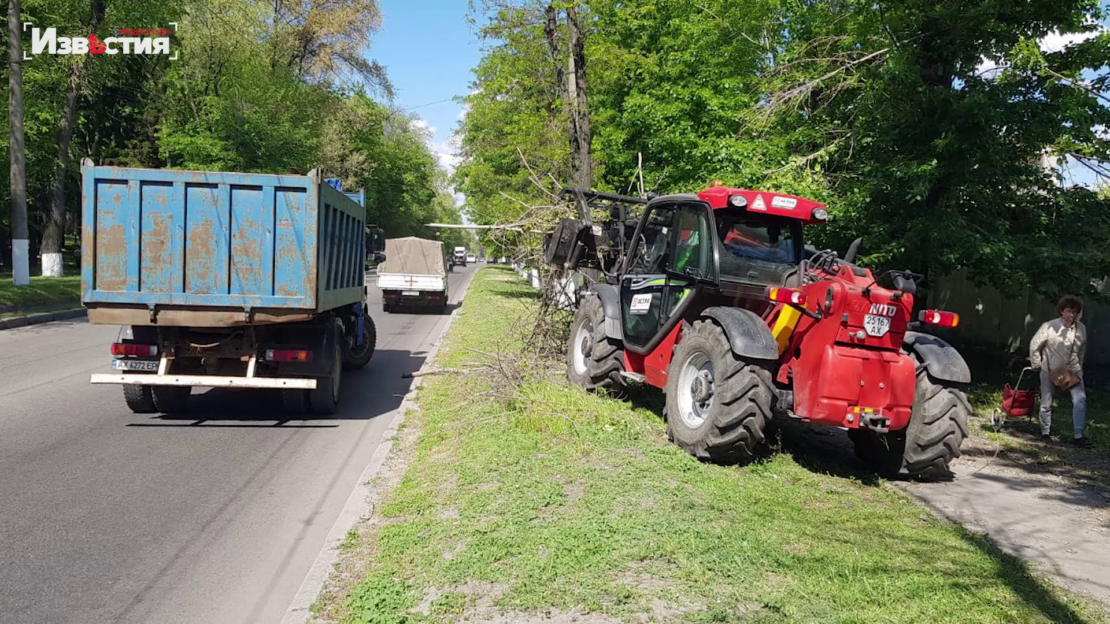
[282,389,310,415]
[310,320,344,415]
[343,313,376,370]
[665,320,773,464]
[123,384,157,413]
[849,355,970,479]
[152,386,190,414]
[566,295,626,397]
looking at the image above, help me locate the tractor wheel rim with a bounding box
[572,320,592,376]
[677,351,713,429]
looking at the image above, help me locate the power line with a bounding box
[401,98,456,111]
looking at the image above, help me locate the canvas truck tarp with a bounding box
[380,237,447,277]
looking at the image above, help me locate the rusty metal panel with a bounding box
[94,179,129,292]
[274,186,311,301]
[229,185,273,296]
[185,183,228,295]
[139,181,182,294]
[81,162,364,320]
[81,159,95,299]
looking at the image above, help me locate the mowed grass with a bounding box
[321,267,1105,624]
[0,274,82,311]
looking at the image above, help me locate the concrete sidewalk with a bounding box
[900,449,1110,607]
[0,307,86,330]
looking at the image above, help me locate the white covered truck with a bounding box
[377,237,450,313]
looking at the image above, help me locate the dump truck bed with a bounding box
[80,159,366,326]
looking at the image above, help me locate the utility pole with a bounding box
[9,0,30,285]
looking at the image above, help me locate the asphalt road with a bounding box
[0,265,477,624]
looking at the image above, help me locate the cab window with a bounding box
[715,210,801,283]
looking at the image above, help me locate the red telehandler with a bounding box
[548,184,971,479]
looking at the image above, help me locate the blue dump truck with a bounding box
[80,159,375,415]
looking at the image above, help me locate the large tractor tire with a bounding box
[850,355,970,479]
[566,295,627,397]
[123,384,157,414]
[343,312,376,370]
[665,320,774,464]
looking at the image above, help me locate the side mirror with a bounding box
[893,272,917,295]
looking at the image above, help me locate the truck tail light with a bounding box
[265,349,314,363]
[767,287,808,307]
[111,343,158,357]
[919,310,959,328]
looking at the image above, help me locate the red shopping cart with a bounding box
[990,367,1039,431]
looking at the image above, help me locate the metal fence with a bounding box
[927,271,1110,365]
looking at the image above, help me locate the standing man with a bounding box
[1029,296,1092,447]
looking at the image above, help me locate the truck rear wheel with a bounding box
[849,357,970,479]
[343,312,376,370]
[282,389,309,415]
[123,384,157,413]
[665,320,773,464]
[152,386,191,414]
[566,295,626,397]
[310,320,344,415]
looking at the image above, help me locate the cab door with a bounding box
[620,199,717,354]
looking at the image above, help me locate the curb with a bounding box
[281,268,480,624]
[0,307,86,330]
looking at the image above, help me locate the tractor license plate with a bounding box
[403,291,420,296]
[863,314,891,337]
[112,359,158,372]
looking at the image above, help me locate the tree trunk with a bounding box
[41,59,86,276]
[8,0,29,284]
[543,5,568,136]
[41,0,105,277]
[565,5,592,191]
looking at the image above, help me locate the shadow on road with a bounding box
[124,348,427,428]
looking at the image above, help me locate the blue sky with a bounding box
[370,0,483,189]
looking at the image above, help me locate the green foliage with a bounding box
[0,0,463,268]
[457,0,1110,299]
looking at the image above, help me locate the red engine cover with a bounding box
[784,273,918,431]
[793,344,916,430]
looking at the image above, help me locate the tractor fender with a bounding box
[700,307,779,361]
[903,331,971,385]
[588,284,623,341]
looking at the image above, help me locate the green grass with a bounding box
[321,267,1106,624]
[0,274,82,312]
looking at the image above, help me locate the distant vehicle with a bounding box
[466,253,477,264]
[452,246,467,268]
[378,237,450,313]
[82,161,375,416]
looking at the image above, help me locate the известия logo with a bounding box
[22,23,177,59]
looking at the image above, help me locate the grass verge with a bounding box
[316,266,1106,624]
[0,274,82,311]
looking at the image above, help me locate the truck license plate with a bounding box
[402,291,420,296]
[863,314,891,337]
[112,359,158,372]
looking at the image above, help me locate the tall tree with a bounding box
[8,0,30,285]
[40,0,105,277]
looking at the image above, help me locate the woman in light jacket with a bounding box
[1029,295,1091,447]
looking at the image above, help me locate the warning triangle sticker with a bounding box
[751,194,767,211]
